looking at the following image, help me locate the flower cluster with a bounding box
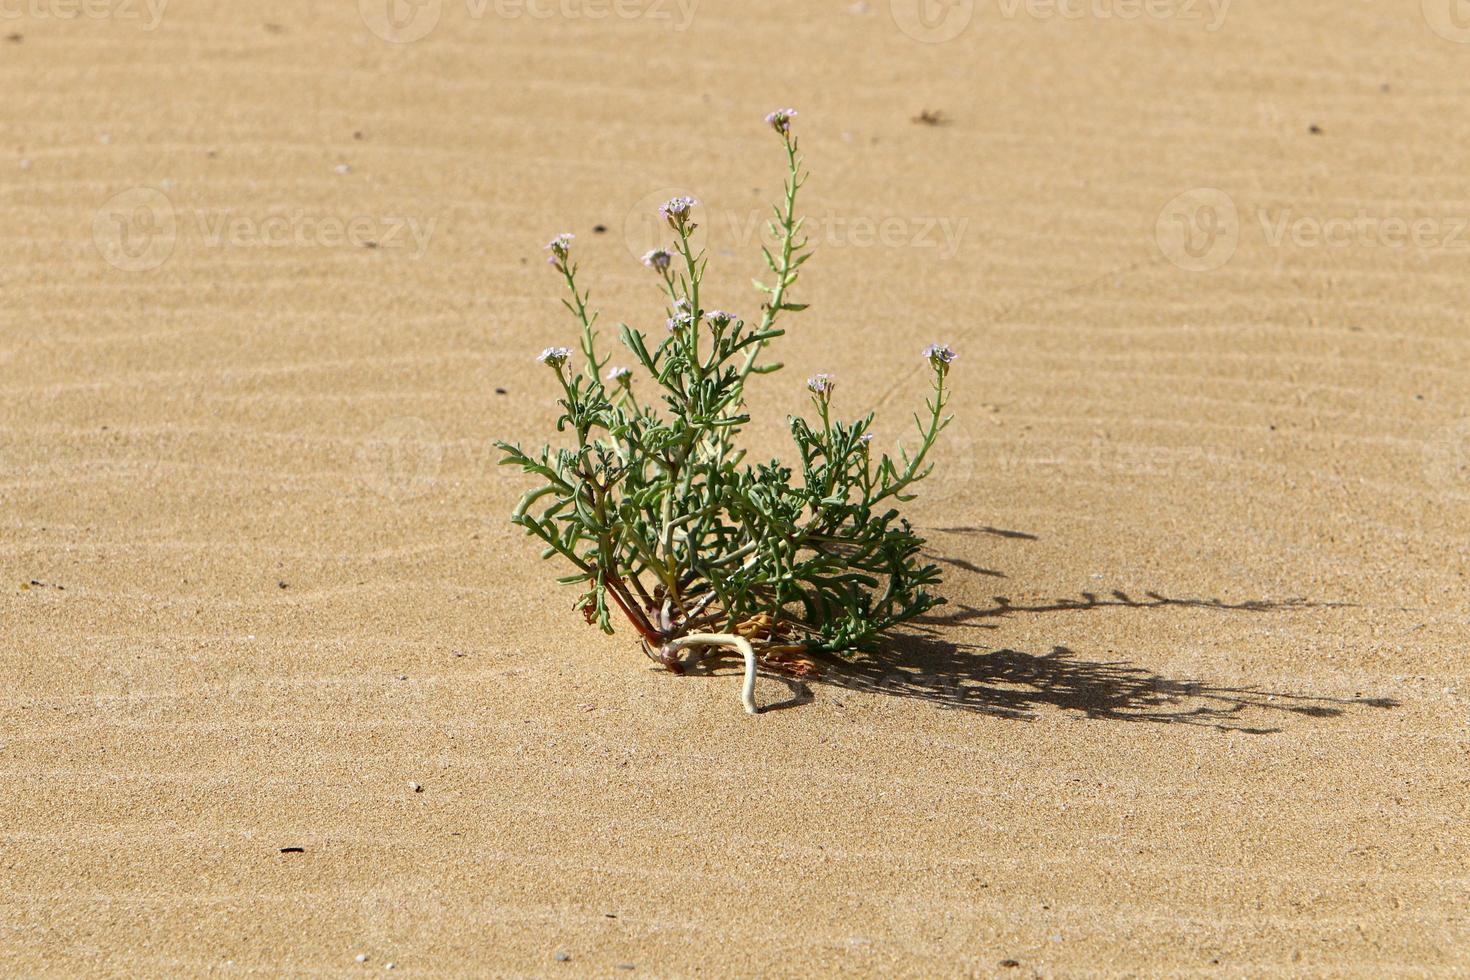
[642,248,672,273]
[659,196,698,231]
[606,365,632,386]
[545,233,574,270]
[923,343,958,370]
[537,346,572,369]
[765,107,798,137]
[807,373,836,397]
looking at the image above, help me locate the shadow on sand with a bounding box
[741,527,1400,730]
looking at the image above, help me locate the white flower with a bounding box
[765,108,798,136]
[807,373,835,396]
[607,366,632,385]
[642,248,672,273]
[537,346,572,368]
[923,343,957,367]
[659,196,698,229]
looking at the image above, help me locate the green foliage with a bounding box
[497,111,958,662]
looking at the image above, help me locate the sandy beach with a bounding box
[3,0,1468,975]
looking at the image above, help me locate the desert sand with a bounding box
[2,0,1468,975]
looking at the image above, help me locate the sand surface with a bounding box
[3,1,1469,975]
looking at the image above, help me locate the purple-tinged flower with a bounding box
[706,310,737,329]
[537,346,572,369]
[659,196,698,230]
[765,107,798,136]
[807,373,835,397]
[923,343,957,368]
[544,233,574,264]
[667,312,694,333]
[859,432,875,446]
[642,248,672,273]
[606,366,633,386]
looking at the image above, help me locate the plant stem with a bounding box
[663,632,759,714]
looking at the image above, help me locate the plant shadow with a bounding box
[817,630,1396,733]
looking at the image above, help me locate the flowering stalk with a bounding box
[498,110,958,714]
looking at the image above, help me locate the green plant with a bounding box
[497,109,958,714]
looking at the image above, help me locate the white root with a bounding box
[665,633,759,715]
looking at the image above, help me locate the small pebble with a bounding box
[409,781,423,793]
[555,951,571,962]
[335,163,352,175]
[356,954,368,963]
[385,963,396,970]
[99,133,112,144]
[19,159,31,171]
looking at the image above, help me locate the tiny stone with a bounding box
[99,133,112,144]
[356,954,368,963]
[555,951,571,962]
[335,163,352,175]
[385,964,396,970]
[409,781,423,793]
[19,159,31,171]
